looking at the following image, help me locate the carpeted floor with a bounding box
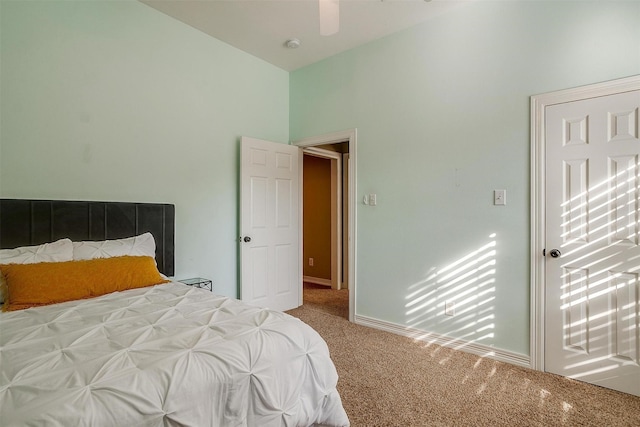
[302,282,349,319]
[288,287,640,427]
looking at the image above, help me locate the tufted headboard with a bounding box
[0,199,175,276]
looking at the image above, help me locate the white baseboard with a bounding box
[303,276,332,286]
[354,314,531,368]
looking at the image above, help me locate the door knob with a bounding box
[243,236,252,243]
[549,249,561,258]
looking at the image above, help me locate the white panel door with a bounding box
[545,89,640,396]
[240,136,300,311]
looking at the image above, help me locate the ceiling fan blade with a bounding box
[319,0,339,36]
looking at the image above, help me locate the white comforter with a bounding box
[0,282,349,426]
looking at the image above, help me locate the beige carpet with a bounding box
[302,282,349,319]
[287,291,640,427]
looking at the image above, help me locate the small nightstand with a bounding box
[178,277,213,292]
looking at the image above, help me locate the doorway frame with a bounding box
[294,129,357,322]
[530,75,640,372]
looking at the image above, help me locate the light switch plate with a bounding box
[494,189,506,206]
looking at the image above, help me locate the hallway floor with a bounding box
[302,282,349,319]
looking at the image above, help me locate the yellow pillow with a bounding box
[1,256,169,311]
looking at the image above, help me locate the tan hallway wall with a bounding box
[303,155,331,280]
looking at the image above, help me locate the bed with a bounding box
[0,199,350,427]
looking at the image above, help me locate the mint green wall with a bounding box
[1,0,638,358]
[0,0,289,297]
[291,1,640,356]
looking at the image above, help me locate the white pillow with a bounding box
[72,232,156,261]
[0,238,74,303]
[0,238,73,265]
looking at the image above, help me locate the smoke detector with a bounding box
[285,39,301,49]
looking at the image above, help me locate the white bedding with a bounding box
[0,282,349,426]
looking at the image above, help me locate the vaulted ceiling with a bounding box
[141,0,469,71]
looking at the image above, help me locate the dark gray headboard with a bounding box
[0,199,175,276]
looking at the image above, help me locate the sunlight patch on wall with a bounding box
[404,233,497,347]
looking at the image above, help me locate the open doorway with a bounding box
[302,144,349,318]
[295,129,356,322]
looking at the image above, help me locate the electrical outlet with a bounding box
[309,257,314,266]
[445,301,455,316]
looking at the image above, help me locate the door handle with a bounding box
[243,236,252,243]
[549,248,561,258]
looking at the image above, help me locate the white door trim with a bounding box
[303,147,342,290]
[530,75,640,372]
[294,129,357,323]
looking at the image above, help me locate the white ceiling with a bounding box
[140,0,470,71]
